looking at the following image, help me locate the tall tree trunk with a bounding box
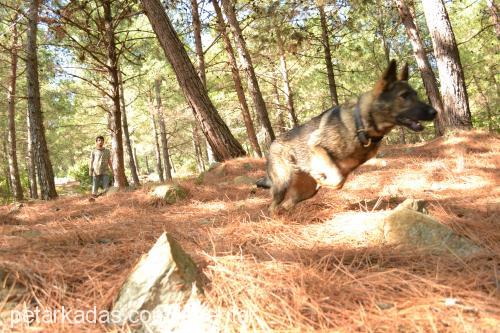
[486,0,500,39]
[221,0,275,143]
[103,0,127,188]
[421,0,472,131]
[211,0,262,157]
[144,154,150,174]
[396,0,445,136]
[148,92,164,182]
[141,0,246,161]
[376,0,391,66]
[2,134,12,194]
[7,16,23,200]
[26,112,38,199]
[276,29,298,127]
[318,4,339,106]
[272,71,287,135]
[192,122,205,172]
[133,146,140,174]
[190,0,215,165]
[119,71,140,185]
[191,0,206,87]
[26,0,57,200]
[154,79,172,181]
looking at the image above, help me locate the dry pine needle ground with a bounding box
[0,130,499,332]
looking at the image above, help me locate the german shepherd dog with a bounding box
[257,60,437,214]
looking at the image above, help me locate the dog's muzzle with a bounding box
[397,106,437,132]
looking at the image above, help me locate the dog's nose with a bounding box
[428,107,437,118]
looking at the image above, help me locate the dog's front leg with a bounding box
[310,146,346,190]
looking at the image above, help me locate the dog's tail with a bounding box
[256,176,272,189]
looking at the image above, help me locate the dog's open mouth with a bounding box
[397,117,424,132]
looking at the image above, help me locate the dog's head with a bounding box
[370,60,437,132]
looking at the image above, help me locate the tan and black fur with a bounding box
[257,60,437,214]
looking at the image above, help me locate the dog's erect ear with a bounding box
[373,59,397,95]
[398,63,409,81]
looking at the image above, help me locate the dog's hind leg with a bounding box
[280,171,318,211]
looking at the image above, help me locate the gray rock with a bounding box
[243,163,253,171]
[112,233,214,332]
[150,184,188,204]
[328,199,481,256]
[383,204,481,256]
[210,163,226,177]
[233,175,256,185]
[8,203,24,214]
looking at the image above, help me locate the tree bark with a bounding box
[221,0,275,143]
[192,122,205,172]
[103,0,127,189]
[486,0,500,39]
[144,154,150,174]
[318,4,339,106]
[140,0,246,161]
[26,112,38,199]
[119,71,140,185]
[148,92,164,182]
[26,0,57,200]
[211,0,262,157]
[154,79,172,181]
[133,147,140,174]
[191,0,206,87]
[395,0,445,136]
[2,133,12,194]
[7,15,23,200]
[421,0,472,131]
[276,29,298,127]
[272,71,287,135]
[190,0,215,165]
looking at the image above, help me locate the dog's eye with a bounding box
[400,91,413,100]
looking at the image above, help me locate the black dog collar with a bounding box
[354,103,383,147]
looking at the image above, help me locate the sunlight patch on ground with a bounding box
[430,175,491,191]
[364,158,388,167]
[386,174,429,191]
[192,198,267,213]
[192,201,229,211]
[301,211,384,246]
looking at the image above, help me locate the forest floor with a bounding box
[0,130,499,332]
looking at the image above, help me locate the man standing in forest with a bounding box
[89,136,112,198]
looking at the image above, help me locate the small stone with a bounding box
[444,298,457,307]
[397,198,428,214]
[17,230,41,238]
[198,219,212,225]
[234,175,256,185]
[151,184,188,204]
[376,302,394,310]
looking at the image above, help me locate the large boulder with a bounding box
[233,175,256,185]
[150,184,188,206]
[328,199,481,256]
[112,233,214,332]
